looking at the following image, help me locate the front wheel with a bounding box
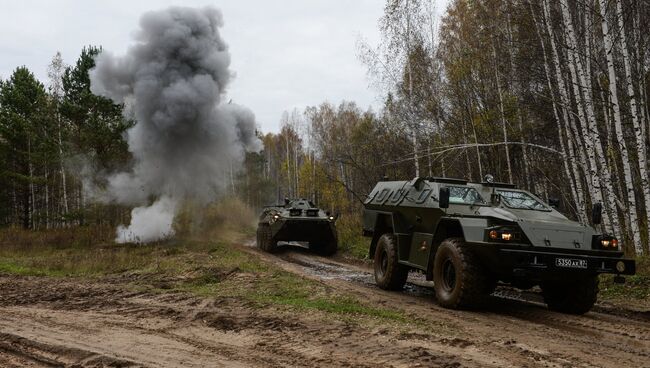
[542,275,598,314]
[433,238,491,309]
[256,223,277,253]
[373,233,408,290]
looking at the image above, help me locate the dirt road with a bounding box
[0,242,648,367]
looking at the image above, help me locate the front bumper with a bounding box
[499,248,636,276]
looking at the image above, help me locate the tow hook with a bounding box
[613,275,626,284]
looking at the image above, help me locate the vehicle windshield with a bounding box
[448,186,485,205]
[497,190,548,210]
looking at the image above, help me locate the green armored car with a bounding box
[363,176,635,314]
[257,199,338,256]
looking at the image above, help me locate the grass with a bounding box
[0,208,409,323]
[599,256,650,303]
[336,214,371,260]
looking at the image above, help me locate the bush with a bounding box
[337,214,370,259]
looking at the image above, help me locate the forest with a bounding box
[1,0,649,256]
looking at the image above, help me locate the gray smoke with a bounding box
[89,6,261,243]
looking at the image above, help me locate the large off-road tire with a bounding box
[433,238,491,309]
[542,275,598,315]
[256,223,277,253]
[374,233,409,290]
[311,238,338,256]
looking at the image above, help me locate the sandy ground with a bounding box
[0,242,649,368]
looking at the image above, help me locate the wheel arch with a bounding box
[426,218,465,280]
[368,212,395,259]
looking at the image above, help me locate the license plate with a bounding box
[555,258,588,269]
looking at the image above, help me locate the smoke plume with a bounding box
[89,6,261,243]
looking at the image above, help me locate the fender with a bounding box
[425,218,465,280]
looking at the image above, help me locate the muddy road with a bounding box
[0,241,649,368]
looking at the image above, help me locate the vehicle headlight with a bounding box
[600,236,619,250]
[595,235,619,250]
[487,227,520,242]
[328,216,335,221]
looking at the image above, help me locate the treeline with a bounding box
[2,0,649,256]
[0,47,132,229]
[254,0,650,255]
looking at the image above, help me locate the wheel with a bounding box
[373,233,408,290]
[542,275,598,314]
[256,223,277,253]
[433,238,491,309]
[311,238,338,256]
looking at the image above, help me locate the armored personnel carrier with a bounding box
[257,199,338,255]
[362,176,635,314]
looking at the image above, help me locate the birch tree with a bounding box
[598,0,643,253]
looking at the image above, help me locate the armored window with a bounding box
[447,186,485,205]
[375,188,391,204]
[497,190,549,211]
[415,189,432,204]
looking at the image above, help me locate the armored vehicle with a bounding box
[363,176,635,314]
[257,199,338,255]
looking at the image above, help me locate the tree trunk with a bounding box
[559,0,620,236]
[57,112,69,219]
[28,136,35,230]
[616,0,650,246]
[530,1,585,222]
[492,43,513,184]
[599,0,643,254]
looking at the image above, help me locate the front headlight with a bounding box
[487,227,521,242]
[599,236,619,250]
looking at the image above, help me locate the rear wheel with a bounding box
[542,275,598,315]
[256,223,277,253]
[433,238,491,309]
[373,233,408,290]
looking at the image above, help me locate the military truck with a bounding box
[362,176,635,314]
[257,199,338,255]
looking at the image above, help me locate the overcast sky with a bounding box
[0,1,446,133]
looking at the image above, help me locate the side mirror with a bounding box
[548,198,560,209]
[592,202,602,225]
[439,187,450,209]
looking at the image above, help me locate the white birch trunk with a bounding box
[616,0,650,241]
[543,0,593,222]
[28,136,35,230]
[461,117,472,181]
[599,0,643,253]
[405,0,419,178]
[530,1,585,221]
[559,0,620,235]
[57,113,69,217]
[492,43,512,184]
[44,168,49,229]
[468,99,483,180]
[506,13,530,188]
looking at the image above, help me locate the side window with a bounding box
[415,189,432,204]
[375,188,391,204]
[388,189,407,204]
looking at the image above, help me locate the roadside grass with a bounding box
[599,256,650,304]
[336,215,370,260]
[0,213,409,324]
